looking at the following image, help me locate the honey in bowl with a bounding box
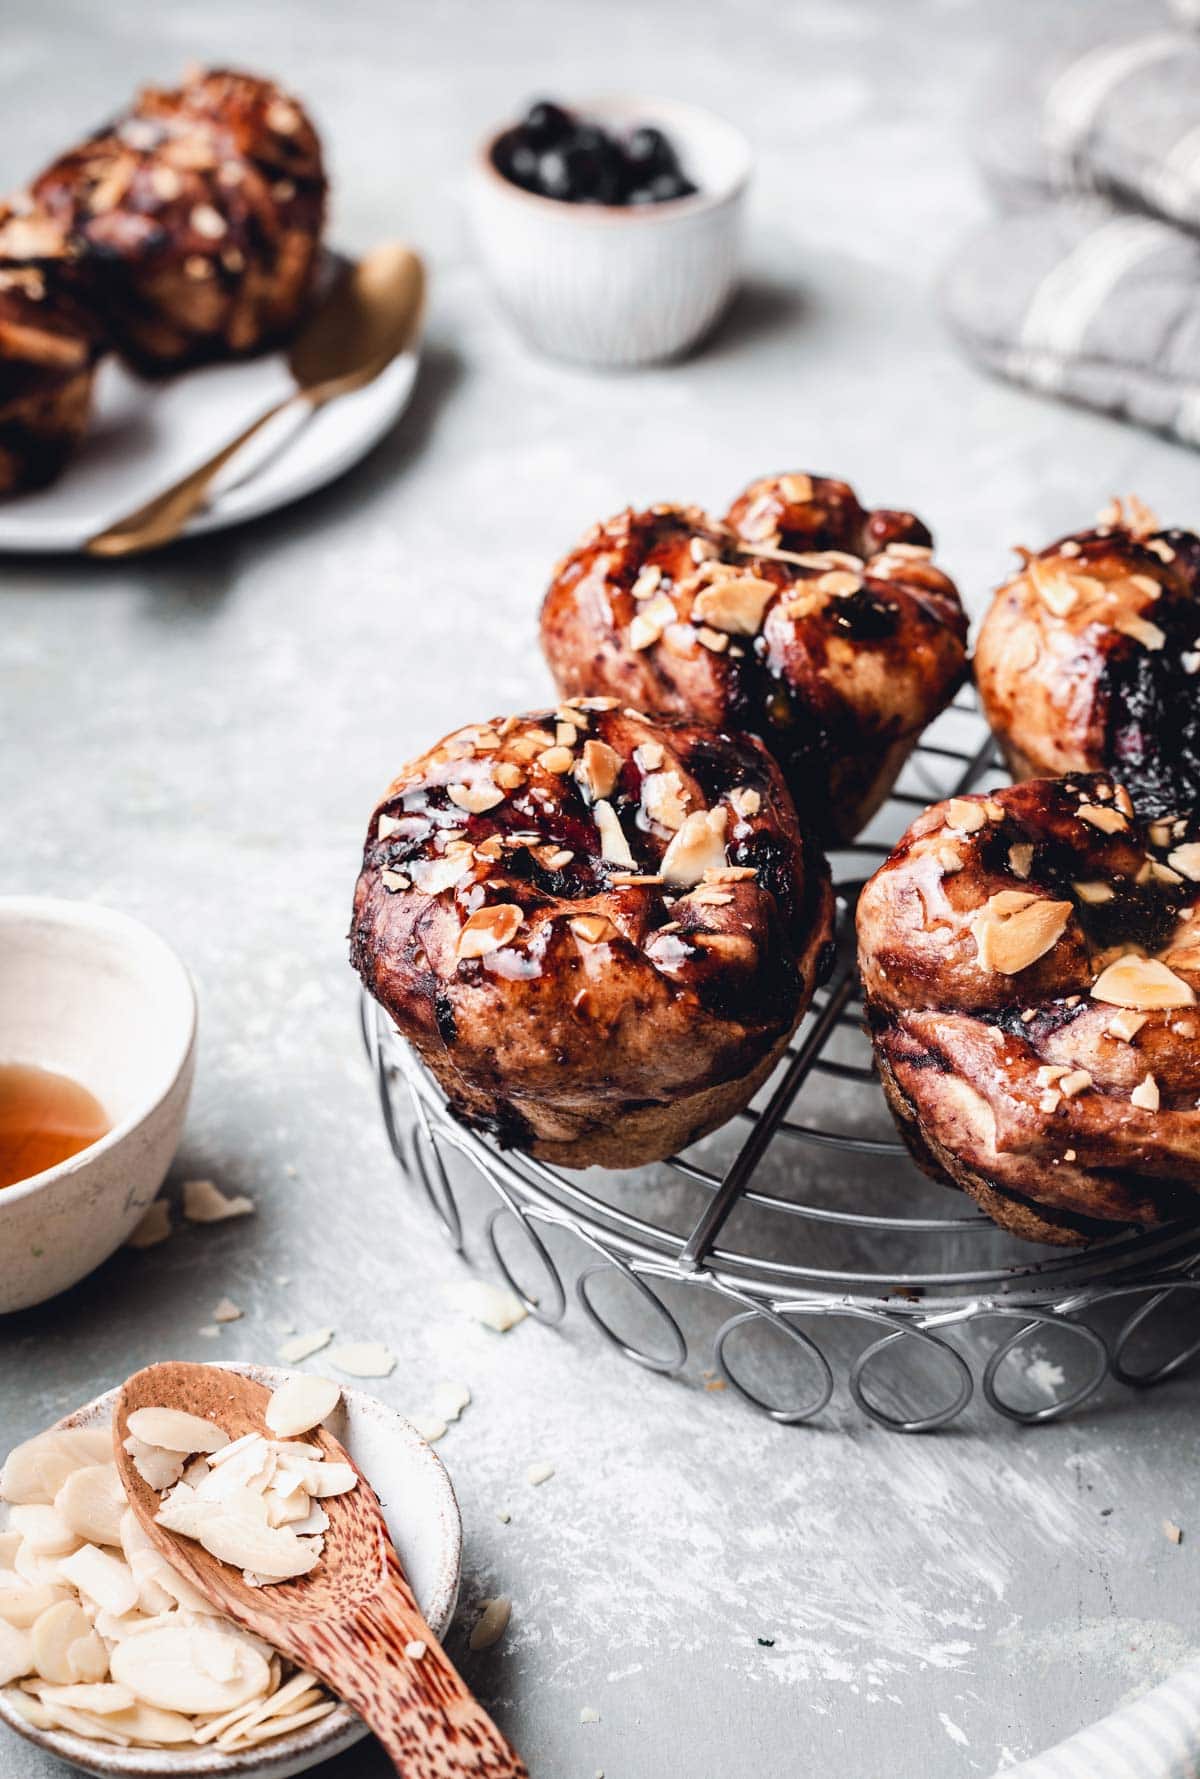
[0,1062,109,1189]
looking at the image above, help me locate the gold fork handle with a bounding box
[85,391,305,559]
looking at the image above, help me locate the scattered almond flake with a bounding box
[212,1298,242,1324]
[569,914,614,946]
[1036,1064,1069,1087]
[411,848,474,895]
[445,1279,528,1332]
[576,739,621,802]
[496,1509,511,1525]
[1108,1008,1148,1042]
[642,769,689,832]
[527,1462,555,1487]
[1113,615,1165,651]
[1008,843,1034,880]
[1059,1069,1093,1098]
[404,1639,427,1660]
[409,1413,447,1444]
[1077,803,1127,835]
[946,798,985,834]
[264,1377,340,1440]
[695,624,729,653]
[1039,1089,1062,1114]
[972,891,1072,975]
[634,741,664,771]
[469,1596,512,1652]
[457,903,523,962]
[1073,880,1114,904]
[594,799,636,868]
[1131,1074,1161,1111]
[631,564,662,599]
[1091,954,1195,1009]
[692,573,775,636]
[580,1706,601,1724]
[122,1437,186,1492]
[327,1341,396,1379]
[1165,1520,1183,1545]
[429,1381,471,1424]
[182,1180,255,1224]
[276,1328,333,1364]
[729,787,761,821]
[380,869,410,893]
[377,812,403,839]
[125,1201,171,1250]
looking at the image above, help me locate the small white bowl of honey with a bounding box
[0,897,196,1314]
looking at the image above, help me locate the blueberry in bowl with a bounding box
[470,96,752,366]
[492,99,699,207]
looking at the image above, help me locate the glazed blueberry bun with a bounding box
[351,699,835,1170]
[975,497,1200,818]
[540,473,968,845]
[0,208,102,494]
[858,773,1200,1246]
[27,67,325,370]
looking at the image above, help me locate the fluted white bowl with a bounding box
[468,96,752,367]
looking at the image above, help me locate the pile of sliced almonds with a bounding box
[0,1376,353,1752]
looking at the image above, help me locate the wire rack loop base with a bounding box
[360,706,1200,1430]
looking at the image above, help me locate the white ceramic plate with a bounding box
[0,342,417,555]
[0,1363,462,1778]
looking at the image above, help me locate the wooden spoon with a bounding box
[113,1361,527,1778]
[86,242,426,558]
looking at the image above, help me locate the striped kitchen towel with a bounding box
[994,1654,1200,1777]
[943,200,1200,445]
[946,8,1200,444]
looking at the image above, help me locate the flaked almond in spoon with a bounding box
[113,1362,527,1779]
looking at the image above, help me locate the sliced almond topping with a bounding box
[1036,1064,1069,1085]
[660,808,729,887]
[737,496,779,542]
[537,746,574,775]
[448,781,504,814]
[469,1596,511,1653]
[264,1377,341,1440]
[730,787,761,821]
[972,892,1073,975]
[778,473,814,503]
[1139,859,1183,886]
[1090,953,1195,1009]
[1028,560,1084,617]
[569,915,614,945]
[1129,572,1162,597]
[555,722,576,747]
[411,847,473,895]
[1059,1069,1093,1098]
[1008,843,1034,879]
[690,536,719,563]
[457,903,523,961]
[1131,1073,1160,1111]
[576,739,621,801]
[946,798,986,834]
[634,741,664,771]
[642,770,689,831]
[1078,803,1127,834]
[380,869,410,893]
[1168,842,1200,882]
[814,569,862,597]
[1108,1008,1148,1042]
[692,573,776,636]
[704,865,757,883]
[1073,880,1114,904]
[377,812,403,839]
[631,564,662,600]
[629,593,676,650]
[594,799,635,868]
[1039,1089,1062,1113]
[695,625,729,653]
[935,840,964,875]
[1113,615,1165,651]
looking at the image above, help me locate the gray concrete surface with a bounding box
[3,1,1200,1775]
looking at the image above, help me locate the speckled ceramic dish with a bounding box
[0,1362,463,1777]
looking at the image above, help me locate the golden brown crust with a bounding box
[539,473,967,845]
[0,225,100,495]
[24,66,325,371]
[857,772,1200,1244]
[975,497,1200,819]
[351,701,836,1169]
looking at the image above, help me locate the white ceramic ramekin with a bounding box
[0,897,196,1314]
[468,96,752,367]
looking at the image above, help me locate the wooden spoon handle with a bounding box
[317,1582,527,1778]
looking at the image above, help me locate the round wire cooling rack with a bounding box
[359,696,1200,1432]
